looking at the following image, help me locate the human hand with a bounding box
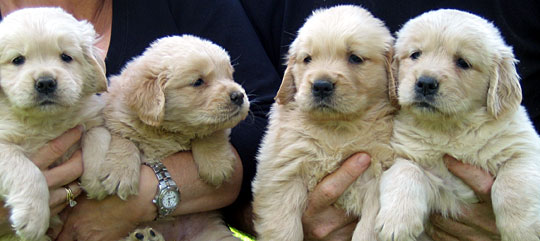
[56,148,243,241]
[428,155,500,240]
[302,153,371,241]
[0,126,84,236]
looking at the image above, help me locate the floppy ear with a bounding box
[487,53,522,118]
[275,57,297,105]
[83,45,108,93]
[126,70,166,126]
[385,49,400,109]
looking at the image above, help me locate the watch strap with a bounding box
[143,161,180,219]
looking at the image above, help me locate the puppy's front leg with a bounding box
[80,126,111,199]
[0,143,49,241]
[83,134,141,200]
[492,157,540,241]
[191,129,235,187]
[376,158,430,241]
[253,177,307,241]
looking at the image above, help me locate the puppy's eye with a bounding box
[303,56,312,64]
[348,54,364,64]
[410,51,421,60]
[456,58,471,70]
[12,55,25,66]
[192,78,204,87]
[61,53,73,63]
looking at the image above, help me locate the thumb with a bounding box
[309,153,371,208]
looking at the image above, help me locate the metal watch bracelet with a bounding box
[143,161,180,220]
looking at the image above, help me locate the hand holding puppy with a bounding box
[0,127,84,237]
[428,155,500,240]
[302,153,370,241]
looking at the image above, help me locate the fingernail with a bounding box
[76,125,85,132]
[354,153,371,169]
[443,155,457,167]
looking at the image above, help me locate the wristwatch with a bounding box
[143,161,180,220]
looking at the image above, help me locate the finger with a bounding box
[31,125,83,170]
[458,203,500,236]
[309,153,371,208]
[44,150,83,188]
[431,213,495,241]
[324,219,357,241]
[49,182,82,208]
[428,225,460,241]
[303,206,357,239]
[444,155,494,202]
[50,202,68,217]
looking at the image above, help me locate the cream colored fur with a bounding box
[376,9,540,241]
[80,35,248,240]
[252,5,396,241]
[0,7,109,241]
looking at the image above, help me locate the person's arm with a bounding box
[0,126,84,237]
[55,148,242,241]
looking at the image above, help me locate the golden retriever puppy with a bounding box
[0,7,109,241]
[376,9,540,241]
[123,227,164,241]
[80,35,248,240]
[252,5,396,241]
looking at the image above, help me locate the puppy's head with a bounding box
[276,5,394,119]
[122,35,249,133]
[393,9,521,119]
[0,7,107,115]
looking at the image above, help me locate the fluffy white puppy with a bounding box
[81,35,248,241]
[376,9,540,241]
[0,7,109,241]
[252,5,396,241]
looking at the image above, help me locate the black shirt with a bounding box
[241,0,540,133]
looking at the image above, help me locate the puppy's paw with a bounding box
[81,170,108,200]
[197,158,235,187]
[96,144,141,200]
[10,200,50,241]
[99,163,140,200]
[375,208,424,241]
[123,227,164,241]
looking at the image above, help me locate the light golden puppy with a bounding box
[376,9,540,241]
[252,5,396,241]
[81,35,248,240]
[0,7,109,241]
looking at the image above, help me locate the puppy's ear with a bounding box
[385,49,400,108]
[487,52,522,118]
[79,21,108,93]
[275,57,297,105]
[127,70,166,126]
[83,45,108,93]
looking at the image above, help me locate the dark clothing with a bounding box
[241,0,540,133]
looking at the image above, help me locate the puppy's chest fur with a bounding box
[260,103,395,213]
[392,107,540,204]
[0,95,104,160]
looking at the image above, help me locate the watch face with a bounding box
[161,190,179,209]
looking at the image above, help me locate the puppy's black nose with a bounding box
[35,76,57,95]
[230,91,244,106]
[312,79,334,98]
[415,76,438,96]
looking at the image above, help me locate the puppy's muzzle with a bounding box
[312,79,334,100]
[230,91,244,106]
[415,76,438,98]
[35,76,57,95]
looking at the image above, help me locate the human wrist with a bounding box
[132,165,159,222]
